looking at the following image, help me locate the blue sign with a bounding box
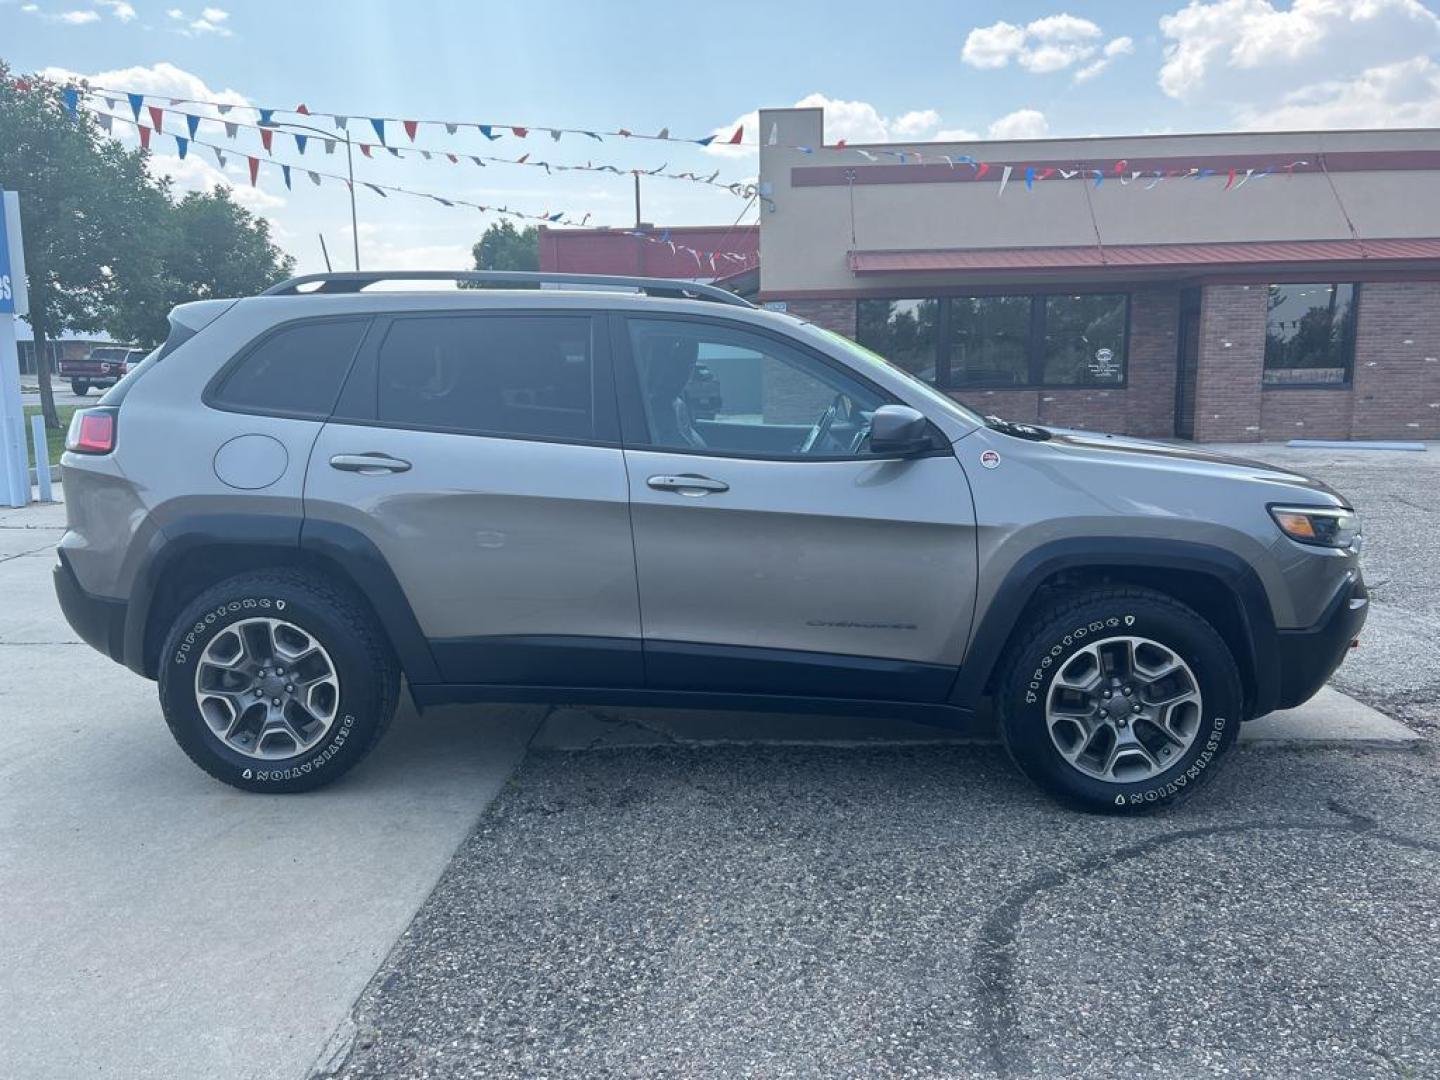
[0,199,12,315]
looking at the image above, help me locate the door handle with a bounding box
[647,473,729,496]
[329,453,412,475]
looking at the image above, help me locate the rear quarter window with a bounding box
[210,318,369,418]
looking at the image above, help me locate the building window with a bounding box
[1263,283,1358,386]
[858,292,1129,389]
[854,299,940,382]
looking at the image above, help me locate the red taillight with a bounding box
[66,409,116,455]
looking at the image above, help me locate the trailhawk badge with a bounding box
[980,449,1001,469]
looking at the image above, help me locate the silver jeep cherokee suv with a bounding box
[54,270,1367,812]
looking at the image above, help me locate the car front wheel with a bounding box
[158,569,400,792]
[996,586,1243,813]
[71,380,89,396]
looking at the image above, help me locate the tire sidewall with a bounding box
[1001,597,1241,812]
[159,579,379,792]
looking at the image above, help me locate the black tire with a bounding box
[996,586,1243,814]
[71,380,89,396]
[158,569,400,793]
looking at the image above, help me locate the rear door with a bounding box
[304,309,642,687]
[614,313,977,702]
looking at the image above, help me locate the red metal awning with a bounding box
[848,237,1440,274]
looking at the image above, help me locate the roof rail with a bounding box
[259,270,756,307]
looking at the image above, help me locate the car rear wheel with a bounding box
[71,380,89,396]
[158,569,400,792]
[996,586,1243,813]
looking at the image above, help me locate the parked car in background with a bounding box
[58,345,142,395]
[54,271,1366,812]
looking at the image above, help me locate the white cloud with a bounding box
[166,7,183,16]
[962,14,1128,77]
[164,5,234,34]
[1158,0,1440,101]
[201,6,227,19]
[96,0,137,20]
[149,152,286,212]
[58,9,101,23]
[890,109,941,138]
[1075,36,1135,83]
[42,61,251,114]
[987,108,1050,140]
[1236,55,1440,129]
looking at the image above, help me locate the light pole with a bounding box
[259,118,360,271]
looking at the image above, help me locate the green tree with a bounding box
[0,64,166,428]
[472,220,539,272]
[106,188,294,347]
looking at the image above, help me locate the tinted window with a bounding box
[1263,283,1357,386]
[1041,294,1127,386]
[214,319,367,416]
[378,315,594,440]
[856,299,940,381]
[951,296,1032,386]
[627,318,887,458]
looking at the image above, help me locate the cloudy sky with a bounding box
[6,0,1440,274]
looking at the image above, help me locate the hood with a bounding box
[1034,426,1347,502]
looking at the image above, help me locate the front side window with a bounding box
[213,319,368,417]
[857,293,1130,388]
[377,315,594,440]
[1263,283,1357,386]
[626,318,888,458]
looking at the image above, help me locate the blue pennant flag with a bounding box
[175,135,188,159]
[62,87,79,122]
[281,164,292,190]
[432,196,453,207]
[1025,166,1035,191]
[695,135,716,146]
[258,108,274,126]
[185,113,200,139]
[585,131,602,141]
[478,125,499,140]
[387,147,401,158]
[127,92,144,120]
[1092,169,1105,188]
[365,183,387,197]
[1195,168,1216,180]
[370,117,386,144]
[294,133,308,154]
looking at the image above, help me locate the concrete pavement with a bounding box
[0,500,544,1080]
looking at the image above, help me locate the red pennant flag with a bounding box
[403,119,418,141]
[975,162,990,180]
[1224,167,1237,191]
[296,103,310,114]
[727,124,743,145]
[517,153,530,164]
[446,152,458,163]
[359,143,372,158]
[147,105,164,134]
[1036,168,1055,181]
[511,126,528,137]
[138,125,151,150]
[259,128,273,154]
[1113,158,1128,175]
[247,155,259,185]
[618,128,632,137]
[836,139,847,148]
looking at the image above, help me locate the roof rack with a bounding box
[260,270,756,307]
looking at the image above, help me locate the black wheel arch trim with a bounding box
[950,537,1280,716]
[122,513,440,684]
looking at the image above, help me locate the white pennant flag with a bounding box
[104,96,117,110]
[550,129,562,141]
[444,123,458,135]
[224,121,238,138]
[324,139,336,154]
[998,165,1013,197]
[767,123,778,146]
[96,113,113,133]
[213,147,227,168]
[308,170,321,186]
[217,103,232,115]
[421,150,431,160]
[333,115,348,130]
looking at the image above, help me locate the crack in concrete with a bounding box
[969,798,1439,1078]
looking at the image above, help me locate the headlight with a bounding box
[1269,505,1361,549]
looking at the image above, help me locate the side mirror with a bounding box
[869,404,934,457]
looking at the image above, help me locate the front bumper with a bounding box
[1272,573,1368,711]
[54,552,127,665]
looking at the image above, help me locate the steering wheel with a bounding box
[799,393,847,455]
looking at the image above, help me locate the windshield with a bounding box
[795,322,985,428]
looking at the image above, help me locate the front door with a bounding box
[304,310,642,686]
[613,314,977,702]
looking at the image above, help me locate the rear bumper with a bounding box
[54,552,127,665]
[1272,573,1368,712]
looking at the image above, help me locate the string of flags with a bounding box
[76,105,759,270]
[81,81,750,148]
[76,89,754,199]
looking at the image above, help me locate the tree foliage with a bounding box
[472,220,539,272]
[0,64,294,426]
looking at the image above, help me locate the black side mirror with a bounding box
[869,404,934,457]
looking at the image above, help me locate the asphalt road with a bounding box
[318,444,1440,1080]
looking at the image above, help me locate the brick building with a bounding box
[756,107,1440,442]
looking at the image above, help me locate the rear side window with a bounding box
[377,314,594,441]
[212,319,368,417]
